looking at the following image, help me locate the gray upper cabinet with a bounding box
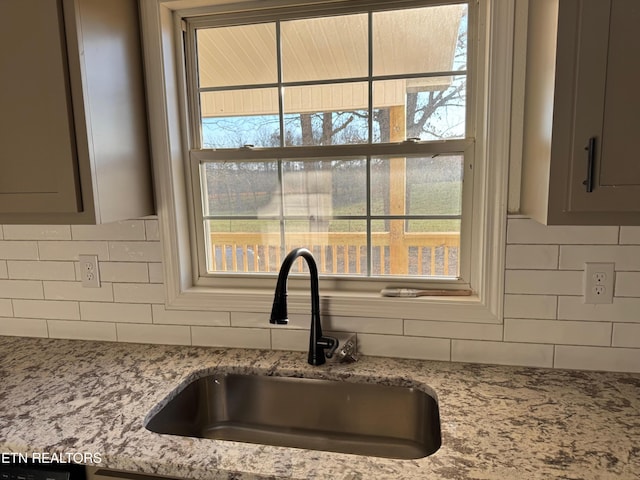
[521,0,640,225]
[0,0,154,224]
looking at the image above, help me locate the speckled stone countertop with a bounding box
[0,336,639,480]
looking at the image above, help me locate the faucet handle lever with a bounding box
[318,336,339,359]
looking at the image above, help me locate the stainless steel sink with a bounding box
[145,373,441,459]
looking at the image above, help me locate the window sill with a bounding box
[166,284,498,323]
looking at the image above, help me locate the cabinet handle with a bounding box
[582,136,596,193]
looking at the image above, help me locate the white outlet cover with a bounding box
[584,262,614,304]
[79,254,101,288]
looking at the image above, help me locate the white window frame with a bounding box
[139,0,513,324]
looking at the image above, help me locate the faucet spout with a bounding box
[270,248,338,366]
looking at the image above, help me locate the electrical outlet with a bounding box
[584,262,614,304]
[594,272,607,284]
[79,254,100,288]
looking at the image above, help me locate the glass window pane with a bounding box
[372,76,466,142]
[370,221,387,276]
[331,159,367,217]
[200,89,280,148]
[371,220,460,277]
[281,14,368,82]
[408,219,461,277]
[281,158,366,217]
[202,161,280,217]
[373,4,467,77]
[283,83,369,145]
[370,155,463,216]
[192,4,471,280]
[205,220,281,273]
[406,155,463,216]
[284,220,368,276]
[197,23,277,88]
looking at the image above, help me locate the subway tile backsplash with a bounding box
[451,339,554,369]
[0,216,639,373]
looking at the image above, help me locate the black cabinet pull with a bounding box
[582,136,596,193]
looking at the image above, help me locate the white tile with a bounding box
[232,312,386,335]
[0,299,13,317]
[505,245,558,269]
[80,302,152,323]
[554,346,640,373]
[38,241,109,261]
[148,263,164,283]
[0,241,39,260]
[113,283,164,303]
[271,328,308,352]
[620,227,640,245]
[231,311,302,329]
[504,318,611,346]
[43,281,113,302]
[152,304,230,326]
[404,320,503,341]
[71,220,146,241]
[503,294,557,319]
[145,219,160,241]
[48,320,117,342]
[612,324,640,348]
[0,261,6,279]
[615,272,640,297]
[8,261,76,281]
[271,327,360,352]
[0,280,43,299]
[559,245,640,270]
[357,334,450,361]
[0,317,48,337]
[2,225,71,240]
[505,270,583,295]
[13,300,79,320]
[117,323,191,345]
[191,326,270,349]
[452,339,554,368]
[558,296,640,323]
[92,262,149,283]
[507,218,618,245]
[321,315,402,335]
[109,242,162,262]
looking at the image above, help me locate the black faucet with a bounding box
[270,247,338,366]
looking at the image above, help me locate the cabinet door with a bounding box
[568,0,640,212]
[0,0,82,214]
[599,0,640,187]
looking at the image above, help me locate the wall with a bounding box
[0,216,639,373]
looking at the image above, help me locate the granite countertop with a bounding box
[0,336,639,480]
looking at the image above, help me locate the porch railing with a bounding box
[209,231,460,276]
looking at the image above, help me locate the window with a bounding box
[185,1,473,283]
[140,0,512,322]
